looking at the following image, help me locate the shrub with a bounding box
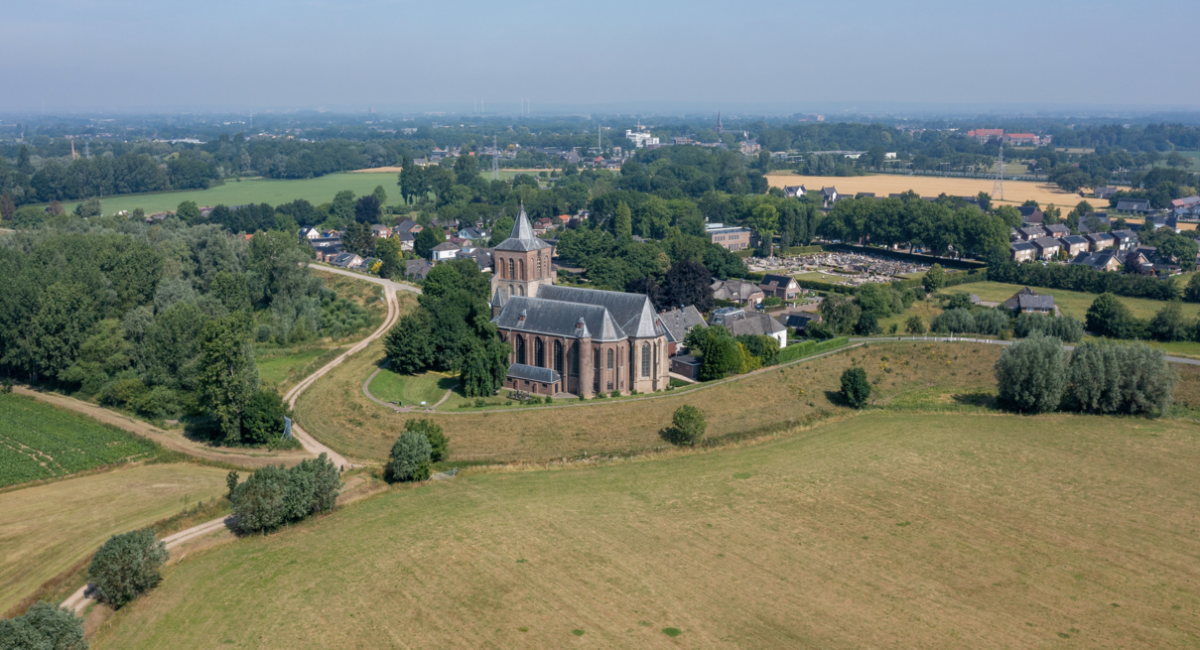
[87,528,168,608]
[930,308,975,334]
[1086,293,1143,339]
[0,601,86,650]
[1012,312,1083,343]
[226,470,239,501]
[840,367,871,408]
[386,430,432,483]
[403,418,448,462]
[1149,301,1190,342]
[922,264,945,292]
[232,454,340,533]
[905,315,926,335]
[856,312,879,336]
[994,333,1066,413]
[240,389,289,445]
[664,405,706,446]
[972,308,1009,336]
[1,378,12,393]
[947,292,972,310]
[611,390,620,397]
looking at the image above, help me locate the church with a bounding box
[490,207,671,398]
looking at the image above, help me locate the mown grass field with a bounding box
[368,369,458,407]
[0,463,229,616]
[0,393,160,488]
[962,281,1200,321]
[48,172,405,217]
[94,410,1200,649]
[295,339,1003,463]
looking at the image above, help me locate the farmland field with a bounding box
[0,393,159,488]
[44,172,406,217]
[294,339,1004,463]
[766,173,1083,206]
[93,411,1200,649]
[0,463,229,616]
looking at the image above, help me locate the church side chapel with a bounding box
[490,207,671,398]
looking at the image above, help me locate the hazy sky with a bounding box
[3,0,1198,112]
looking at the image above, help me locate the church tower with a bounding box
[491,204,555,316]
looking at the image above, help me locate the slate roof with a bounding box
[1018,226,1046,238]
[781,312,820,329]
[658,306,707,343]
[494,205,552,252]
[538,285,663,338]
[1059,235,1089,246]
[1010,242,1035,252]
[1085,232,1115,243]
[506,363,561,384]
[1002,286,1038,310]
[495,296,623,341]
[394,219,420,233]
[405,260,432,277]
[1031,236,1061,250]
[1018,294,1056,311]
[759,274,798,290]
[1045,224,1070,235]
[431,242,461,251]
[712,280,763,302]
[1094,187,1118,199]
[717,311,787,337]
[1112,229,1137,242]
[1116,199,1151,212]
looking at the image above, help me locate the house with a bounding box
[1031,236,1062,260]
[1115,198,1152,214]
[330,252,363,269]
[739,139,761,155]
[1143,215,1179,233]
[1094,187,1119,200]
[758,274,802,300]
[1044,224,1070,238]
[708,307,787,348]
[1058,235,1090,257]
[1019,207,1045,225]
[1077,213,1111,234]
[1010,241,1037,262]
[1003,133,1039,146]
[369,224,392,238]
[430,242,461,262]
[711,280,765,305]
[461,247,494,273]
[783,185,807,198]
[405,259,433,280]
[658,306,707,356]
[300,226,321,240]
[1085,232,1116,251]
[457,227,488,241]
[532,217,554,235]
[821,187,838,207]
[1070,250,1124,272]
[396,230,416,252]
[779,311,821,333]
[394,219,423,235]
[1017,225,1047,241]
[1003,287,1057,315]
[309,237,344,261]
[707,226,753,251]
[966,128,1004,142]
[1170,196,1199,211]
[1111,229,1138,250]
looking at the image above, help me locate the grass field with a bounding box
[0,463,229,616]
[295,338,1003,463]
[766,173,1083,206]
[0,393,160,488]
[93,411,1200,649]
[962,281,1200,321]
[368,369,458,407]
[47,173,406,217]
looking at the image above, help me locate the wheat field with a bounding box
[768,173,1087,206]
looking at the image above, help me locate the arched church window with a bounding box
[607,348,614,370]
[554,341,563,373]
[507,258,514,279]
[642,343,651,377]
[535,338,545,368]
[519,258,525,280]
[516,336,526,365]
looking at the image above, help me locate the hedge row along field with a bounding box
[0,393,159,488]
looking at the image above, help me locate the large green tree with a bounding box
[994,332,1066,413]
[197,314,259,443]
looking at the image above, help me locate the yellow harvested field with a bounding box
[767,174,1083,206]
[349,166,404,173]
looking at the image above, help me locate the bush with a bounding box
[994,333,1066,413]
[232,454,340,533]
[905,315,926,335]
[923,264,945,292]
[403,418,448,462]
[386,430,432,483]
[1086,293,1144,339]
[972,308,1009,336]
[930,308,975,334]
[1149,301,1190,342]
[240,389,288,445]
[840,367,871,408]
[0,601,86,650]
[1012,312,1084,343]
[664,405,706,446]
[87,528,168,608]
[947,292,972,310]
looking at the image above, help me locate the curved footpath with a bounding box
[57,265,418,614]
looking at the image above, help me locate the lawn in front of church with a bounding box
[368,369,460,408]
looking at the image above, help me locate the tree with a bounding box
[614,201,633,240]
[384,312,435,374]
[386,429,432,483]
[693,327,739,380]
[1166,151,1192,169]
[231,465,289,533]
[459,337,509,397]
[1156,235,1198,271]
[343,221,375,256]
[375,237,403,279]
[404,418,448,462]
[664,405,706,446]
[994,205,1021,229]
[372,184,388,207]
[354,195,382,224]
[748,204,779,256]
[1086,293,1140,339]
[414,228,440,259]
[489,216,514,247]
[241,389,288,444]
[905,314,926,335]
[197,314,259,444]
[0,601,87,650]
[87,528,168,608]
[856,311,879,335]
[840,367,871,408]
[226,471,240,501]
[331,190,356,224]
[176,200,201,224]
[399,158,425,204]
[1186,273,1200,303]
[74,198,102,218]
[976,191,991,211]
[994,332,1066,413]
[818,294,861,335]
[0,193,15,223]
[1064,341,1122,414]
[947,292,972,310]
[922,264,945,292]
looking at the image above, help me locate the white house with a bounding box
[431,242,461,262]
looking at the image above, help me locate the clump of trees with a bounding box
[87,528,168,608]
[662,405,706,446]
[684,326,780,380]
[1086,293,1200,344]
[989,258,1180,302]
[840,367,871,408]
[386,430,433,483]
[229,454,341,534]
[995,334,1176,416]
[0,601,87,649]
[383,259,509,397]
[1011,312,1084,342]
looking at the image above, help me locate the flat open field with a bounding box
[46,172,404,217]
[0,463,228,615]
[963,281,1199,321]
[93,411,1200,649]
[0,393,159,488]
[767,173,1083,206]
[368,369,457,408]
[295,339,1003,463]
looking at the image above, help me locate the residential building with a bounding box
[1003,133,1039,146]
[1010,241,1037,262]
[707,307,787,349]
[779,311,821,334]
[1069,250,1124,272]
[1057,235,1089,257]
[430,242,461,262]
[626,129,659,148]
[330,252,363,268]
[1115,198,1152,214]
[1077,213,1111,234]
[1085,232,1116,251]
[758,274,802,300]
[1002,287,1057,315]
[405,259,433,280]
[783,185,807,198]
[1111,229,1138,250]
[740,139,761,155]
[707,226,753,251]
[370,224,392,238]
[1019,207,1045,225]
[1016,225,1047,241]
[821,187,838,207]
[658,306,707,356]
[1094,187,1119,200]
[711,279,764,305]
[457,227,488,241]
[1044,224,1070,238]
[1031,236,1062,259]
[966,128,1004,143]
[300,226,321,240]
